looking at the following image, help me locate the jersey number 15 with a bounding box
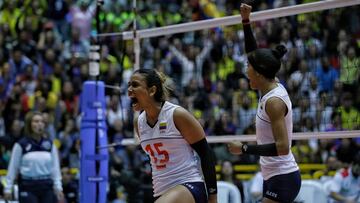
[145,143,170,170]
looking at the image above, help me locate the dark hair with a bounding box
[248,45,287,79]
[353,152,360,166]
[24,111,43,136]
[134,69,172,102]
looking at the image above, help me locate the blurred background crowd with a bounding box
[0,0,359,202]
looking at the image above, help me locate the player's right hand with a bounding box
[240,3,252,20]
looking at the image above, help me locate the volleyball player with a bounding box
[128,68,217,203]
[228,4,301,203]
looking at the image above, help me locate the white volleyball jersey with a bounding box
[256,83,299,180]
[138,101,203,197]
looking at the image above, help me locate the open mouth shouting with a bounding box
[130,97,139,109]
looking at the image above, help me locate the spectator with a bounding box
[46,0,70,40]
[336,92,360,130]
[58,117,79,165]
[214,111,236,136]
[219,160,245,202]
[317,91,335,131]
[108,118,130,169]
[288,59,313,94]
[336,138,359,165]
[13,29,38,62]
[61,167,79,203]
[0,101,4,137]
[69,0,95,41]
[339,46,360,94]
[329,153,360,203]
[0,119,24,150]
[316,155,341,183]
[8,46,38,79]
[62,27,89,61]
[107,94,128,128]
[108,147,142,203]
[249,171,263,203]
[315,56,339,93]
[235,92,257,134]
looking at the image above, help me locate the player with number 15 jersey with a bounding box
[138,101,203,196]
[129,69,217,203]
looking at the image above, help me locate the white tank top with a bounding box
[256,83,299,180]
[138,101,203,196]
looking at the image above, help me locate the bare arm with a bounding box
[174,108,218,202]
[173,107,205,144]
[266,97,290,155]
[228,97,290,156]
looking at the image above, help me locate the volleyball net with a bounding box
[98,0,360,148]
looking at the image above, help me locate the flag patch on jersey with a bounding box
[159,122,167,130]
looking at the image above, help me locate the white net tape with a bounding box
[108,130,360,147]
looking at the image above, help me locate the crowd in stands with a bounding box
[0,0,359,202]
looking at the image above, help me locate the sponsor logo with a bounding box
[266,191,278,198]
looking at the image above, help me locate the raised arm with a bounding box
[240,4,258,53]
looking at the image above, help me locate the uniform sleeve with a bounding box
[4,143,22,194]
[243,23,258,53]
[51,145,63,191]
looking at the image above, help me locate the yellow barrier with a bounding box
[298,164,326,171]
[0,169,7,176]
[234,165,258,172]
[215,165,221,172]
[301,174,313,180]
[235,174,254,180]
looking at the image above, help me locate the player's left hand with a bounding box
[228,141,243,155]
